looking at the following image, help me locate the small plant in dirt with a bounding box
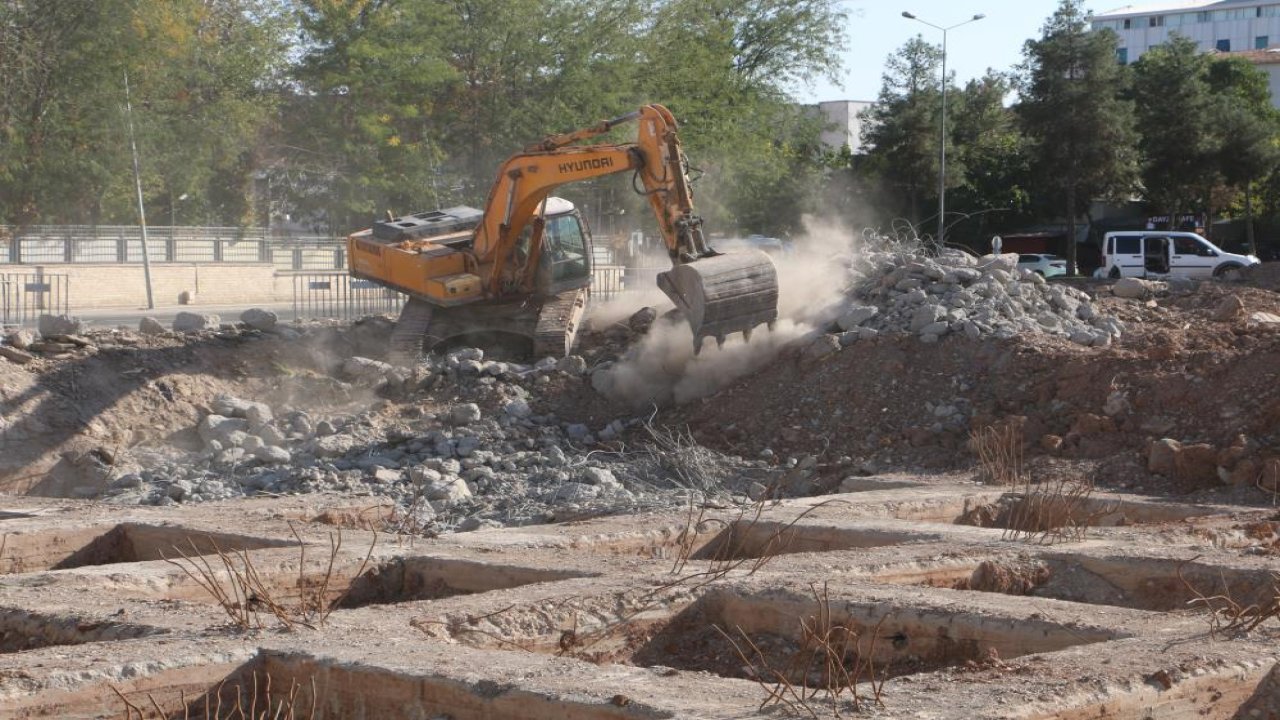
[1178,556,1280,637]
[970,423,1023,486]
[1001,474,1117,544]
[716,582,888,717]
[112,669,315,719]
[161,526,375,632]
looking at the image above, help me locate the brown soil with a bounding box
[648,284,1280,498]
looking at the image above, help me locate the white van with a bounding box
[1097,231,1259,279]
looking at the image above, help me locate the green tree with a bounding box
[1017,0,1137,275]
[947,71,1030,243]
[287,0,460,232]
[1208,55,1279,254]
[128,0,291,226]
[1130,34,1217,221]
[860,36,948,226]
[0,0,289,227]
[637,0,847,236]
[0,0,135,225]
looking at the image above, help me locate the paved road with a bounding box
[70,302,302,329]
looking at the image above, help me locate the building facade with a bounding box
[1093,1,1280,63]
[811,100,875,154]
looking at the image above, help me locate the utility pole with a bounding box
[902,11,986,247]
[123,70,155,310]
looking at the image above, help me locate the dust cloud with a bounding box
[589,218,859,408]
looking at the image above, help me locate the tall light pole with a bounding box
[902,11,985,247]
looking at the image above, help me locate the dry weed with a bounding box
[717,582,888,717]
[1001,475,1118,544]
[641,418,730,497]
[971,424,1023,486]
[161,529,376,631]
[112,669,316,719]
[1178,556,1280,637]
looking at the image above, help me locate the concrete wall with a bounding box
[20,264,294,309]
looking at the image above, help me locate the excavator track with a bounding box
[388,298,435,366]
[388,291,585,365]
[533,289,588,358]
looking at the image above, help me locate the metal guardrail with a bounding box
[291,273,404,320]
[0,272,69,326]
[289,265,664,322]
[591,264,662,302]
[2,226,346,272]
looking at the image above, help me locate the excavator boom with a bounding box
[474,104,777,351]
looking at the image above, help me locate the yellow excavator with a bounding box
[346,104,779,363]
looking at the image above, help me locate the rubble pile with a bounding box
[93,345,774,531]
[830,250,1124,347]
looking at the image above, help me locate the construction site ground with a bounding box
[3,267,1280,719]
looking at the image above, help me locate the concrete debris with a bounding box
[1212,294,1246,321]
[240,307,279,331]
[14,332,775,531]
[211,395,273,426]
[836,249,1122,346]
[449,403,482,425]
[0,345,35,364]
[5,329,35,350]
[628,306,658,333]
[172,312,220,333]
[1112,277,1163,299]
[138,316,166,335]
[37,314,83,338]
[1247,311,1280,328]
[343,356,396,386]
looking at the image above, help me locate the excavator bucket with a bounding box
[657,250,779,354]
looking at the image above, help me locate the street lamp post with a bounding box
[902,11,985,247]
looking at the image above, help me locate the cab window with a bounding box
[1172,237,1200,255]
[545,214,589,282]
[1114,236,1141,254]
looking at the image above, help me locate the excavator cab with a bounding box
[535,200,593,294]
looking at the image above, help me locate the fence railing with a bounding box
[2,226,347,272]
[290,265,663,323]
[591,264,663,302]
[1,272,69,326]
[291,273,404,321]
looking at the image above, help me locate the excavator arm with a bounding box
[475,104,778,351]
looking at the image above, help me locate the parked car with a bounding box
[1017,253,1067,278]
[1095,231,1259,279]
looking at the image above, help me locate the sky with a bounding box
[793,0,1115,103]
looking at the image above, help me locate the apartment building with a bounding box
[1094,1,1280,62]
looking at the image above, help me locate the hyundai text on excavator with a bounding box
[345,104,779,364]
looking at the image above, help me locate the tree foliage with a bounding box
[0,0,845,238]
[859,36,947,225]
[1130,35,1217,216]
[1017,0,1138,273]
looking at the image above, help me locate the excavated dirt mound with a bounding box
[652,283,1280,496]
[5,280,1280,511]
[0,320,398,495]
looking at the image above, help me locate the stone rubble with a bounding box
[91,344,779,533]
[829,249,1124,348]
[172,312,221,333]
